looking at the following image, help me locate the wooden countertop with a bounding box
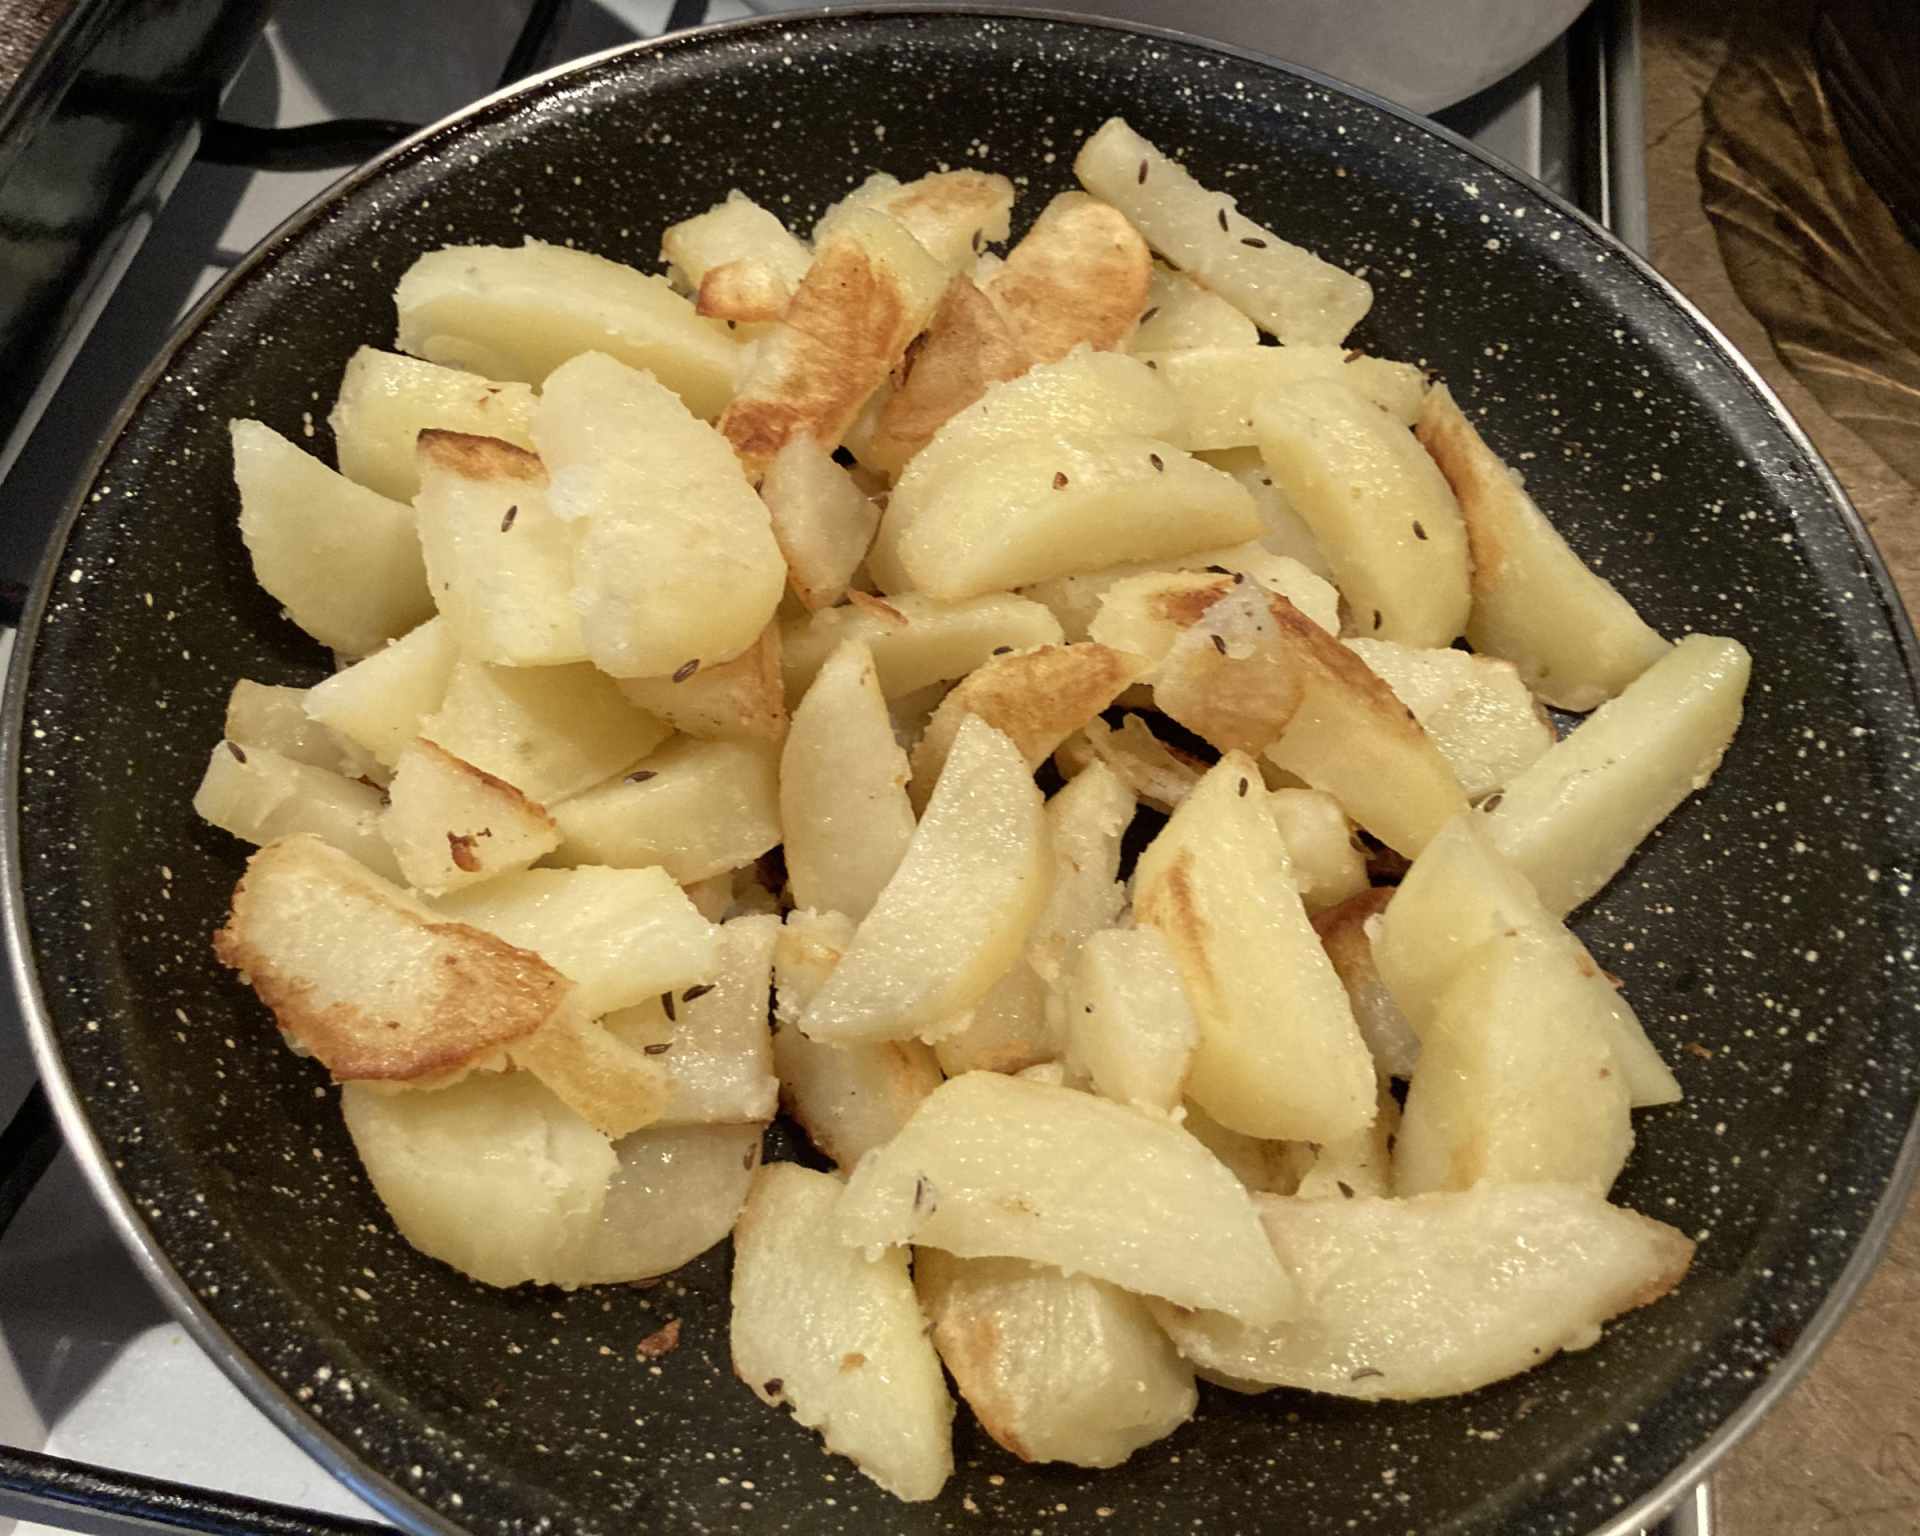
[1642,0,1920,1527]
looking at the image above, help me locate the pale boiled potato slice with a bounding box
[341,1072,614,1289]
[1395,931,1633,1198]
[1134,752,1376,1143]
[602,914,780,1127]
[909,642,1144,805]
[780,591,1063,707]
[422,657,670,805]
[732,1163,955,1503]
[329,347,537,503]
[838,1072,1295,1326]
[772,910,944,1166]
[895,435,1263,600]
[759,436,882,611]
[782,639,916,921]
[801,716,1048,1044]
[1150,1183,1693,1400]
[1416,382,1670,710]
[660,189,814,291]
[412,430,586,667]
[1484,634,1751,916]
[720,206,948,475]
[550,737,782,884]
[815,168,1014,271]
[1058,714,1207,813]
[1295,1085,1399,1200]
[1310,888,1421,1080]
[1255,377,1470,648]
[1142,345,1426,450]
[230,419,433,657]
[867,276,1030,475]
[305,617,457,769]
[434,864,720,1018]
[1064,927,1198,1113]
[983,191,1151,363]
[193,741,403,884]
[1074,117,1372,344]
[213,836,575,1083]
[1020,542,1335,642]
[917,1251,1197,1468]
[616,622,786,746]
[1373,813,1680,1106]
[1199,445,1333,577]
[1180,1101,1313,1196]
[224,680,357,773]
[1268,788,1367,914]
[577,1122,764,1285]
[535,352,785,679]
[380,740,558,895]
[394,241,738,417]
[1344,638,1554,802]
[1132,263,1259,350]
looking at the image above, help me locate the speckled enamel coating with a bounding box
[9,10,1920,1536]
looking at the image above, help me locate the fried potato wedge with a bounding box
[1086,566,1337,675]
[615,622,786,746]
[1416,383,1670,710]
[579,1121,763,1283]
[1199,444,1334,577]
[838,1073,1295,1326]
[1268,787,1368,914]
[1310,887,1421,1080]
[1063,927,1198,1113]
[1150,1183,1693,1400]
[380,739,558,895]
[1074,117,1372,344]
[868,276,1031,472]
[224,680,360,774]
[1057,714,1207,812]
[695,258,793,324]
[506,1007,671,1140]
[194,741,403,883]
[1294,1085,1399,1200]
[660,189,814,292]
[1132,263,1259,350]
[983,191,1151,362]
[1022,543,1336,642]
[330,347,537,504]
[1143,344,1426,450]
[781,590,1064,707]
[305,617,458,769]
[1180,1101,1314,1197]
[214,835,575,1082]
[817,168,1015,271]
[733,1163,955,1503]
[759,436,882,611]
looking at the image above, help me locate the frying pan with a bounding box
[8,9,1920,1535]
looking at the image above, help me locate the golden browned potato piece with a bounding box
[871,276,1031,467]
[616,622,787,745]
[694,258,794,325]
[985,192,1152,363]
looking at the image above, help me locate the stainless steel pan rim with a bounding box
[5,9,1916,1533]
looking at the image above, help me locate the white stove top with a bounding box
[0,4,1603,1531]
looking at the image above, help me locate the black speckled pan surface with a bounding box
[8,9,1920,1535]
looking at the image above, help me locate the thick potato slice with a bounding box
[781,591,1064,707]
[394,240,738,417]
[816,168,1014,271]
[1064,927,1198,1113]
[895,435,1263,600]
[1295,1086,1399,1200]
[213,836,575,1082]
[918,1251,1196,1468]
[983,191,1151,362]
[230,419,433,658]
[1021,543,1336,642]
[225,680,357,773]
[535,352,785,679]
[341,1072,613,1289]
[506,1007,672,1140]
[1059,714,1207,812]
[782,640,916,921]
[1086,567,1337,675]
[305,617,458,769]
[772,910,944,1166]
[1074,117,1372,344]
[759,437,882,611]
[1133,263,1259,350]
[602,914,780,1127]
[1374,813,1680,1106]
[1416,383,1670,710]
[1200,445,1333,577]
[329,347,537,503]
[1143,345,1426,449]
[720,206,948,475]
[801,717,1049,1044]
[732,1163,955,1503]
[1269,788,1368,914]
[867,276,1031,474]
[1311,888,1421,1080]
[423,657,670,805]
[838,1072,1295,1326]
[909,642,1145,804]
[1395,931,1633,1197]
[381,740,558,895]
[660,189,814,292]
[1345,639,1554,802]
[577,1122,763,1284]
[695,260,791,326]
[929,962,1052,1077]
[615,622,786,746]
[194,740,403,883]
[434,864,721,1018]
[550,737,782,884]
[1255,377,1470,648]
[1151,1183,1693,1399]
[412,431,586,667]
[1484,634,1751,915]
[1135,753,1376,1142]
